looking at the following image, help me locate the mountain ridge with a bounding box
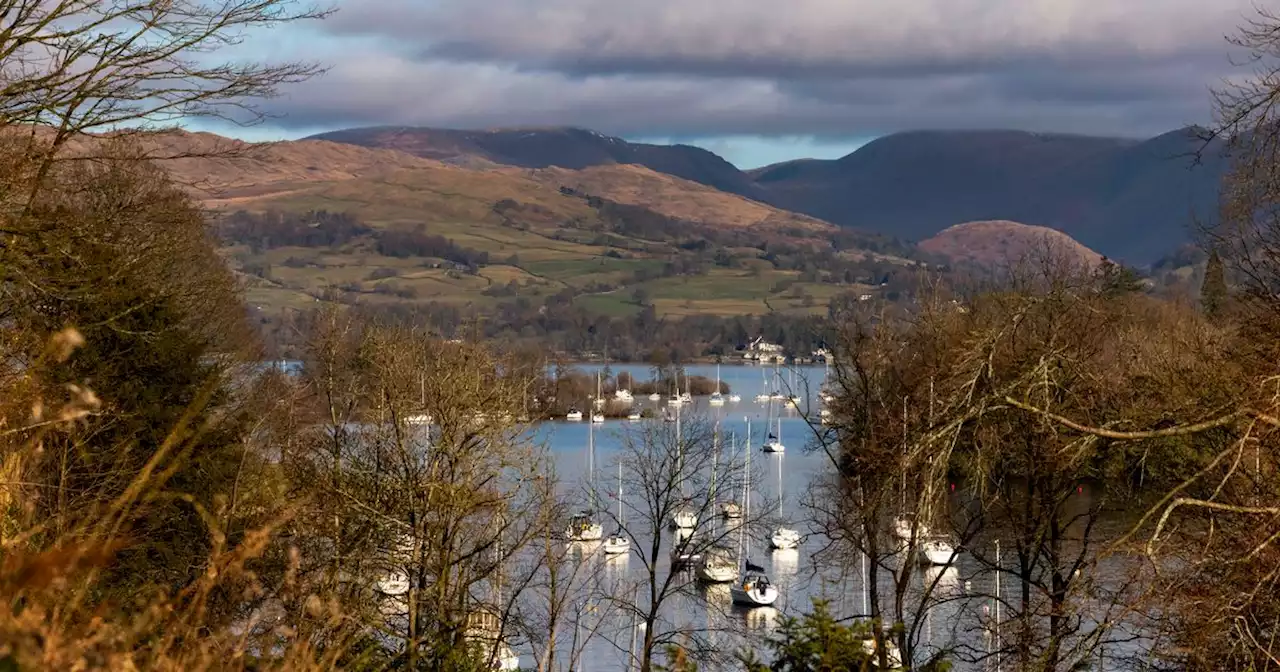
[309,124,1229,264]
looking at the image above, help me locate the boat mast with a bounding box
[744,417,752,562]
[589,422,596,513]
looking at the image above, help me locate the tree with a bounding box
[0,0,328,224]
[1201,247,1228,315]
[598,411,773,672]
[290,316,556,669]
[739,601,880,672]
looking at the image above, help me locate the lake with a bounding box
[519,363,1052,671]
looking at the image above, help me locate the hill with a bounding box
[307,126,767,200]
[918,220,1105,270]
[122,131,912,322]
[312,126,1231,264]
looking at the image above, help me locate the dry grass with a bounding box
[0,341,329,671]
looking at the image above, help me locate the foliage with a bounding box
[739,602,882,672]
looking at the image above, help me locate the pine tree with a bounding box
[1201,248,1228,315]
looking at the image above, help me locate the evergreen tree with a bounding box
[1201,248,1229,316]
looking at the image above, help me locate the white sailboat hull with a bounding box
[591,413,605,423]
[695,561,738,583]
[731,582,778,607]
[919,539,955,565]
[770,527,800,550]
[709,395,725,406]
[566,411,583,422]
[566,523,604,542]
[602,536,630,555]
[671,510,698,529]
[762,441,786,453]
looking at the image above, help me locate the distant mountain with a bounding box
[754,128,1226,265]
[919,220,1104,270]
[306,126,767,200]
[312,125,1231,264]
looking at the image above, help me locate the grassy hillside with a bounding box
[134,131,917,322]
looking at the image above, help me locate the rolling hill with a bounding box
[307,126,766,200]
[919,220,1105,270]
[122,131,907,320]
[312,125,1231,264]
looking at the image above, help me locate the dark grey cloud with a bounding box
[256,0,1254,139]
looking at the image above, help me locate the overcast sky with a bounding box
[205,0,1255,168]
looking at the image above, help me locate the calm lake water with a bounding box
[516,364,1102,671]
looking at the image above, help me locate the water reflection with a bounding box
[741,606,779,632]
[771,548,799,578]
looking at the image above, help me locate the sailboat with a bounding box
[721,430,742,520]
[591,372,606,423]
[667,372,684,406]
[762,403,785,453]
[769,450,800,550]
[697,426,738,583]
[603,463,630,556]
[670,404,698,530]
[769,366,785,401]
[709,363,726,407]
[731,426,778,607]
[566,423,604,542]
[679,374,693,405]
[405,372,432,425]
[784,368,800,408]
[565,408,584,422]
[753,367,771,403]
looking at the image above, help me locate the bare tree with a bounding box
[592,410,775,672]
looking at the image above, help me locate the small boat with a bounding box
[603,533,630,555]
[770,527,800,550]
[671,508,697,530]
[722,501,742,519]
[679,392,693,405]
[709,364,726,406]
[627,410,642,421]
[918,537,956,565]
[731,427,778,608]
[731,562,779,607]
[565,408,583,422]
[591,411,605,424]
[762,436,785,453]
[729,394,742,403]
[784,395,800,408]
[696,546,738,583]
[603,464,630,555]
[404,413,433,426]
[754,392,771,402]
[566,513,603,542]
[771,452,800,549]
[615,389,634,403]
[648,392,661,401]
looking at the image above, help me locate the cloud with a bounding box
[251,0,1254,140]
